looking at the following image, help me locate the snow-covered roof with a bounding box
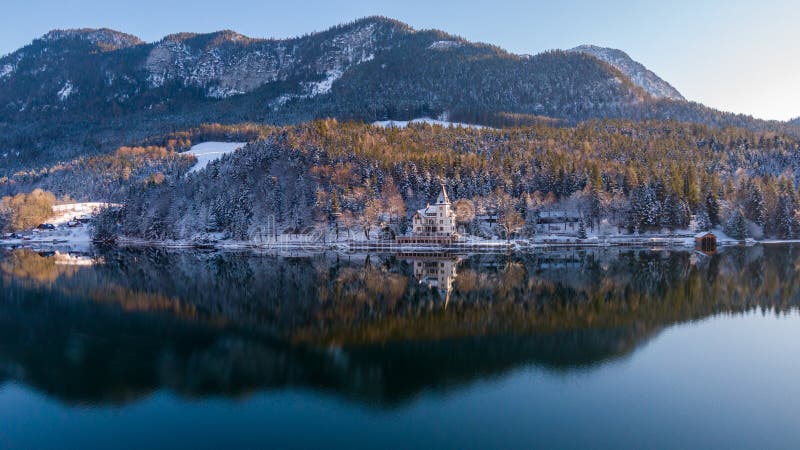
[413,186,450,218]
[694,231,715,238]
[415,204,438,217]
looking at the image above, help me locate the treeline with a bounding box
[447,108,565,128]
[141,123,273,152]
[95,119,800,242]
[0,146,195,202]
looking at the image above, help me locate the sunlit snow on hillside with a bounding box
[185,142,246,174]
[373,117,487,129]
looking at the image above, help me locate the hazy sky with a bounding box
[2,0,798,120]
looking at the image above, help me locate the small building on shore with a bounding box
[397,185,458,245]
[695,231,717,252]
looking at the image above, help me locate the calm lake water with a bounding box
[1,245,800,449]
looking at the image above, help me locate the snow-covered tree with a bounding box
[694,209,711,232]
[706,192,720,227]
[577,218,587,239]
[724,209,749,240]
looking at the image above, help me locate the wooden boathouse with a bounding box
[694,231,717,252]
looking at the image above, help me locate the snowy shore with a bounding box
[0,203,106,253]
[0,234,772,254]
[0,202,770,255]
[98,229,759,254]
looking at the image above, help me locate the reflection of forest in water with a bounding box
[0,245,799,407]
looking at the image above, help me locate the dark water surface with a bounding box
[1,246,799,449]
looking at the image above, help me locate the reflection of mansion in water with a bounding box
[397,185,459,245]
[403,253,460,304]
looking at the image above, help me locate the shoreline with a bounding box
[0,235,770,254]
[107,233,764,253]
[5,230,797,254]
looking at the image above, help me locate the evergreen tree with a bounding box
[706,192,720,227]
[694,209,711,232]
[744,182,766,227]
[631,185,660,230]
[775,193,799,239]
[724,209,749,240]
[662,195,690,230]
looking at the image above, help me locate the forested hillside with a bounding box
[2,16,798,172]
[99,119,800,242]
[567,45,685,101]
[0,146,195,201]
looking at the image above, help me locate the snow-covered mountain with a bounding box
[0,18,406,108]
[0,16,796,169]
[144,24,387,99]
[568,45,685,101]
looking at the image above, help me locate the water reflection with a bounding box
[1,246,799,407]
[402,252,460,306]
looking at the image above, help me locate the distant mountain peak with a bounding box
[41,28,144,50]
[568,45,684,101]
[158,30,260,51]
[349,15,414,31]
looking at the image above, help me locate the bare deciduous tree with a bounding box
[498,207,524,240]
[453,198,476,232]
[361,199,382,240]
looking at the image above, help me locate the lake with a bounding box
[1,246,799,449]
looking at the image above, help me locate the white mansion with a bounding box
[398,185,458,244]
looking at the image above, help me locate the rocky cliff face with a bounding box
[143,22,391,99]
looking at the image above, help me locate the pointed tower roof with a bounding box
[436,184,450,204]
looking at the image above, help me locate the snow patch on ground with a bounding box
[57,81,74,100]
[147,72,166,88]
[185,142,246,174]
[207,86,245,99]
[0,64,13,79]
[305,69,343,97]
[51,203,107,226]
[271,93,295,108]
[373,117,487,129]
[428,41,462,50]
[270,69,344,108]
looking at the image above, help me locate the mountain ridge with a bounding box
[567,45,685,101]
[38,28,145,50]
[0,16,798,170]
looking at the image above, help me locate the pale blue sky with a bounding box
[2,0,798,120]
